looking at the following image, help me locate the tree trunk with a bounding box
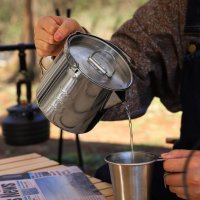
[21,0,36,80]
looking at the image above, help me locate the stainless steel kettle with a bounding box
[36,32,133,134]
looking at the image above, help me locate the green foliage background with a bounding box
[0,0,147,44]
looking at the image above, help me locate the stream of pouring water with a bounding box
[124,102,134,160]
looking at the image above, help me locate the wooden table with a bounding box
[0,153,114,200]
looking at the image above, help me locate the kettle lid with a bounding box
[66,32,133,91]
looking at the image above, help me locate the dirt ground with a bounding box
[0,82,181,175]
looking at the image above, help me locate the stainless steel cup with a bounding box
[105,151,159,200]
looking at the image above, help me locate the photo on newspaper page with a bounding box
[0,166,106,200]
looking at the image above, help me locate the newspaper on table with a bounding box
[0,165,106,200]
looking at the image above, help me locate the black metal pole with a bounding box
[0,43,35,73]
[75,134,84,171]
[0,43,35,52]
[58,129,63,164]
[55,8,60,16]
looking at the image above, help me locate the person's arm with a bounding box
[102,0,186,120]
[161,150,200,200]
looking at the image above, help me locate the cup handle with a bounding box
[156,157,165,162]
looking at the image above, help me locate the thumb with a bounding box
[54,18,83,42]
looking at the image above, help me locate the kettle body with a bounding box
[36,32,133,134]
[2,79,50,145]
[2,103,50,146]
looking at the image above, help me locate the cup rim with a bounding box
[104,151,158,166]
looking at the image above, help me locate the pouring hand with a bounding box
[34,16,86,57]
[161,150,200,200]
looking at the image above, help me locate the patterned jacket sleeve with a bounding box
[102,0,186,121]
